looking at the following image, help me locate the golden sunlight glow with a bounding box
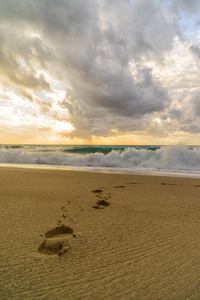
[153,117,162,125]
[53,120,74,132]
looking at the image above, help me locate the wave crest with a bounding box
[0,145,200,172]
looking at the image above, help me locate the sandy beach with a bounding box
[1,167,200,299]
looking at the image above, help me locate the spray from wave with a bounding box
[0,145,200,173]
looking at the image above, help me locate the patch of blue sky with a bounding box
[178,11,200,41]
[19,59,26,67]
[50,80,70,92]
[165,0,173,7]
[35,91,52,103]
[129,0,138,4]
[7,82,22,97]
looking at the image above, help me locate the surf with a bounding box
[0,145,200,175]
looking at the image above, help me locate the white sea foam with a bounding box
[1,145,200,174]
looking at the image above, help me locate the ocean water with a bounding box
[1,144,200,178]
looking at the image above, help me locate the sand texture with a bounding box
[1,167,200,299]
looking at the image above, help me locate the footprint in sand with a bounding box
[93,189,103,193]
[38,225,74,256]
[92,189,111,209]
[161,183,177,186]
[114,185,125,188]
[93,199,111,209]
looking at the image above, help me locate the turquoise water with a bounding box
[0,144,200,177]
[1,144,161,153]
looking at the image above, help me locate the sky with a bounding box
[0,0,200,145]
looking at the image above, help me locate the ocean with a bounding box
[1,144,200,178]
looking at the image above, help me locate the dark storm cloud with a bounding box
[180,124,200,134]
[190,45,200,62]
[51,0,175,137]
[169,108,182,120]
[192,91,200,115]
[0,0,188,139]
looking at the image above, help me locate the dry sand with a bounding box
[1,167,200,299]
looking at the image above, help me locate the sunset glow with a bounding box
[0,0,200,145]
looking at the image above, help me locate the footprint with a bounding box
[92,189,111,209]
[97,199,110,207]
[93,199,111,209]
[161,183,177,186]
[38,225,74,256]
[114,186,125,188]
[93,189,103,193]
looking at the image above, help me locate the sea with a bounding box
[1,144,200,178]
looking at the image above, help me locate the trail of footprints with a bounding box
[38,181,200,256]
[38,184,137,256]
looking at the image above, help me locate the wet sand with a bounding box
[1,167,200,299]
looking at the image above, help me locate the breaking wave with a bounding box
[0,145,200,173]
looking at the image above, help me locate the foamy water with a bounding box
[1,145,200,178]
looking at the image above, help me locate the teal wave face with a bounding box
[63,145,161,154]
[2,145,23,149]
[0,144,161,154]
[63,146,127,154]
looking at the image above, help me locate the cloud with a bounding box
[172,0,200,14]
[190,45,200,62]
[192,90,200,115]
[51,0,175,137]
[169,108,182,120]
[180,124,200,134]
[0,0,200,143]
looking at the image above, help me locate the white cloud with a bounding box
[0,0,200,143]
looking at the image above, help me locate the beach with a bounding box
[1,167,200,299]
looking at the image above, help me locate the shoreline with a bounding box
[1,162,200,179]
[1,167,200,299]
